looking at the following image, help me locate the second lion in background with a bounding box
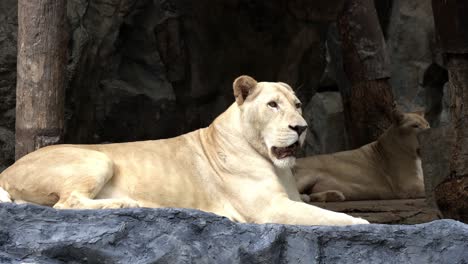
[294,110,429,202]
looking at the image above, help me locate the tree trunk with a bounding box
[433,55,468,223]
[337,0,395,148]
[431,0,468,222]
[15,1,67,160]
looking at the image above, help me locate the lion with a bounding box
[294,110,429,202]
[0,75,368,226]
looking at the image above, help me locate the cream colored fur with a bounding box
[0,76,368,226]
[0,187,11,203]
[294,111,429,202]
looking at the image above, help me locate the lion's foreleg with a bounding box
[263,198,368,226]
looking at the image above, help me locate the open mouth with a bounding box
[271,141,300,159]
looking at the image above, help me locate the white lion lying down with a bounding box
[0,75,368,226]
[294,110,429,202]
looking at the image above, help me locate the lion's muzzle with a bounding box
[271,141,300,159]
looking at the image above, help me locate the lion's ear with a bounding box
[391,108,405,125]
[233,75,258,105]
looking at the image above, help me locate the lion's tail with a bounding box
[0,171,12,203]
[0,186,11,203]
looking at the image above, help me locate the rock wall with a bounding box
[64,0,341,144]
[0,0,342,170]
[0,0,448,169]
[303,0,447,154]
[387,0,443,113]
[1,203,467,263]
[303,92,346,155]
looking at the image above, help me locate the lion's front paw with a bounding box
[351,217,370,225]
[332,213,370,225]
[101,199,140,209]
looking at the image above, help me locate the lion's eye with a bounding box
[411,124,419,128]
[295,102,302,108]
[268,101,278,108]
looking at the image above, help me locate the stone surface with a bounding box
[323,0,442,153]
[387,0,437,113]
[418,127,454,208]
[423,65,449,126]
[63,0,336,143]
[303,92,346,155]
[439,82,451,126]
[0,0,340,170]
[311,198,441,225]
[0,0,451,168]
[0,203,467,264]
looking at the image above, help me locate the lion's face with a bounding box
[233,76,307,168]
[393,110,430,135]
[391,109,430,154]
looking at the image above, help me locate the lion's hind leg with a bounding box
[50,153,139,210]
[53,191,140,209]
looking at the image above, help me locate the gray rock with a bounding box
[418,126,454,208]
[95,80,179,143]
[0,203,467,264]
[422,64,448,127]
[0,0,449,177]
[439,82,451,126]
[387,0,436,112]
[0,0,337,169]
[303,92,346,156]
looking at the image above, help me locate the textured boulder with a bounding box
[418,127,454,208]
[0,203,467,264]
[0,0,451,174]
[387,0,437,112]
[303,92,346,155]
[63,0,339,143]
[0,0,340,170]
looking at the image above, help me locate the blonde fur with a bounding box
[0,187,11,202]
[0,76,368,226]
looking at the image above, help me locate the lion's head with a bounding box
[390,109,430,154]
[233,75,307,168]
[392,109,430,134]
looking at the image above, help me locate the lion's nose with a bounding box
[289,125,307,136]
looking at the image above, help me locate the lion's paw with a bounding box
[300,194,311,203]
[323,191,345,202]
[101,199,140,209]
[351,217,370,225]
[333,213,370,225]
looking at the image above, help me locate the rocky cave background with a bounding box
[0,0,447,172]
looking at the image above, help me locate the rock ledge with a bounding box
[0,203,467,263]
